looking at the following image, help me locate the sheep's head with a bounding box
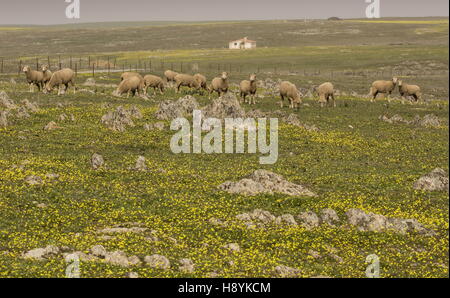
[221,72,228,80]
[22,66,30,73]
[392,77,398,85]
[398,80,403,87]
[41,65,49,72]
[249,74,257,82]
[44,82,53,93]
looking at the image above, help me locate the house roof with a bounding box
[230,37,256,43]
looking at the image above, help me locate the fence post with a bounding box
[36,57,39,70]
[92,63,95,77]
[107,57,110,74]
[18,60,22,76]
[1,58,3,73]
[47,56,50,67]
[75,63,77,77]
[180,62,183,73]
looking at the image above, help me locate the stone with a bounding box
[91,153,104,170]
[413,168,448,192]
[179,258,195,273]
[144,254,170,270]
[298,211,320,229]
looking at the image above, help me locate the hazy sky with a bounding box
[0,0,448,25]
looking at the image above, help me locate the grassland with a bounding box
[0,17,448,278]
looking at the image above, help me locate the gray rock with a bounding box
[223,243,240,252]
[275,214,298,225]
[90,245,107,258]
[104,251,131,267]
[23,245,60,260]
[202,92,245,119]
[43,121,59,131]
[144,254,170,270]
[134,156,148,171]
[25,175,43,186]
[0,111,8,128]
[127,272,139,278]
[91,153,104,170]
[101,106,135,132]
[179,258,195,273]
[413,168,449,192]
[218,170,316,197]
[320,209,340,226]
[274,265,302,278]
[298,211,320,229]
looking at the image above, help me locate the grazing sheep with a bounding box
[398,80,422,103]
[41,65,53,86]
[114,76,142,98]
[120,72,145,95]
[143,74,165,95]
[239,73,257,104]
[209,72,229,99]
[164,70,179,85]
[193,73,208,90]
[316,82,336,107]
[45,68,76,95]
[369,77,398,102]
[23,66,45,92]
[279,81,302,109]
[174,74,200,93]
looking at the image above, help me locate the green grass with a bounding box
[0,75,448,278]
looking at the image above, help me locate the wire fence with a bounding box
[0,55,448,79]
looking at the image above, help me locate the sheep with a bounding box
[174,73,200,93]
[143,74,165,95]
[41,65,53,86]
[369,77,398,102]
[164,70,179,86]
[316,82,336,107]
[44,68,76,95]
[114,76,142,98]
[279,81,302,109]
[209,72,229,99]
[239,73,257,104]
[398,80,422,103]
[22,66,45,92]
[193,73,208,90]
[120,72,145,95]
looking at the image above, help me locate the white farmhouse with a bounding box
[229,37,256,49]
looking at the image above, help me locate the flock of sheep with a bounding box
[21,65,423,108]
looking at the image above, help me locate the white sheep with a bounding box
[114,76,143,98]
[174,74,200,93]
[44,68,76,95]
[143,74,165,95]
[209,72,229,99]
[239,73,257,104]
[398,80,423,103]
[369,77,398,102]
[316,82,336,107]
[279,81,302,109]
[23,66,45,92]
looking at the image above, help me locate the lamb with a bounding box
[143,74,165,95]
[279,81,302,109]
[22,66,45,92]
[315,82,336,107]
[209,72,229,99]
[369,77,398,102]
[164,70,179,85]
[398,80,422,102]
[114,76,143,98]
[174,73,200,93]
[45,68,76,95]
[193,73,208,90]
[239,73,257,104]
[41,65,53,86]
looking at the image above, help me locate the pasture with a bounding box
[0,18,448,278]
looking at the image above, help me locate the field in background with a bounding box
[0,17,448,278]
